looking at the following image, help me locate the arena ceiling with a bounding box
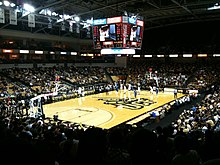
[1,0,220,37]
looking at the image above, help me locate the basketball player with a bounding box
[134,88,137,98]
[78,86,82,97]
[156,87,159,95]
[106,84,110,95]
[124,84,127,94]
[115,82,119,93]
[137,82,141,95]
[149,86,154,94]
[120,80,123,90]
[128,82,132,91]
[174,88,178,99]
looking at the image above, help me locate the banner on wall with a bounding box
[0,8,5,23]
[10,10,17,25]
[76,23,80,33]
[28,14,35,27]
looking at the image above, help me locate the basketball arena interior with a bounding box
[1,0,220,164]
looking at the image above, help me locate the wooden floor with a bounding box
[43,90,184,129]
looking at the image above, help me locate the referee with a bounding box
[174,88,178,99]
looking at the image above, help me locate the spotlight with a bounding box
[10,3,15,7]
[23,3,35,12]
[3,1,10,6]
[74,16,80,22]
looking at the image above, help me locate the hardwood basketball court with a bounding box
[43,90,184,129]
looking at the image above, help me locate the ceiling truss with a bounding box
[0,0,220,37]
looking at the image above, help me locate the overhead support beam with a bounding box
[35,0,67,12]
[49,0,84,12]
[145,15,220,30]
[171,0,199,19]
[73,0,140,17]
[92,1,125,13]
[147,0,160,9]
[33,0,140,34]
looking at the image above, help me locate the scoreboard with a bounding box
[93,16,144,50]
